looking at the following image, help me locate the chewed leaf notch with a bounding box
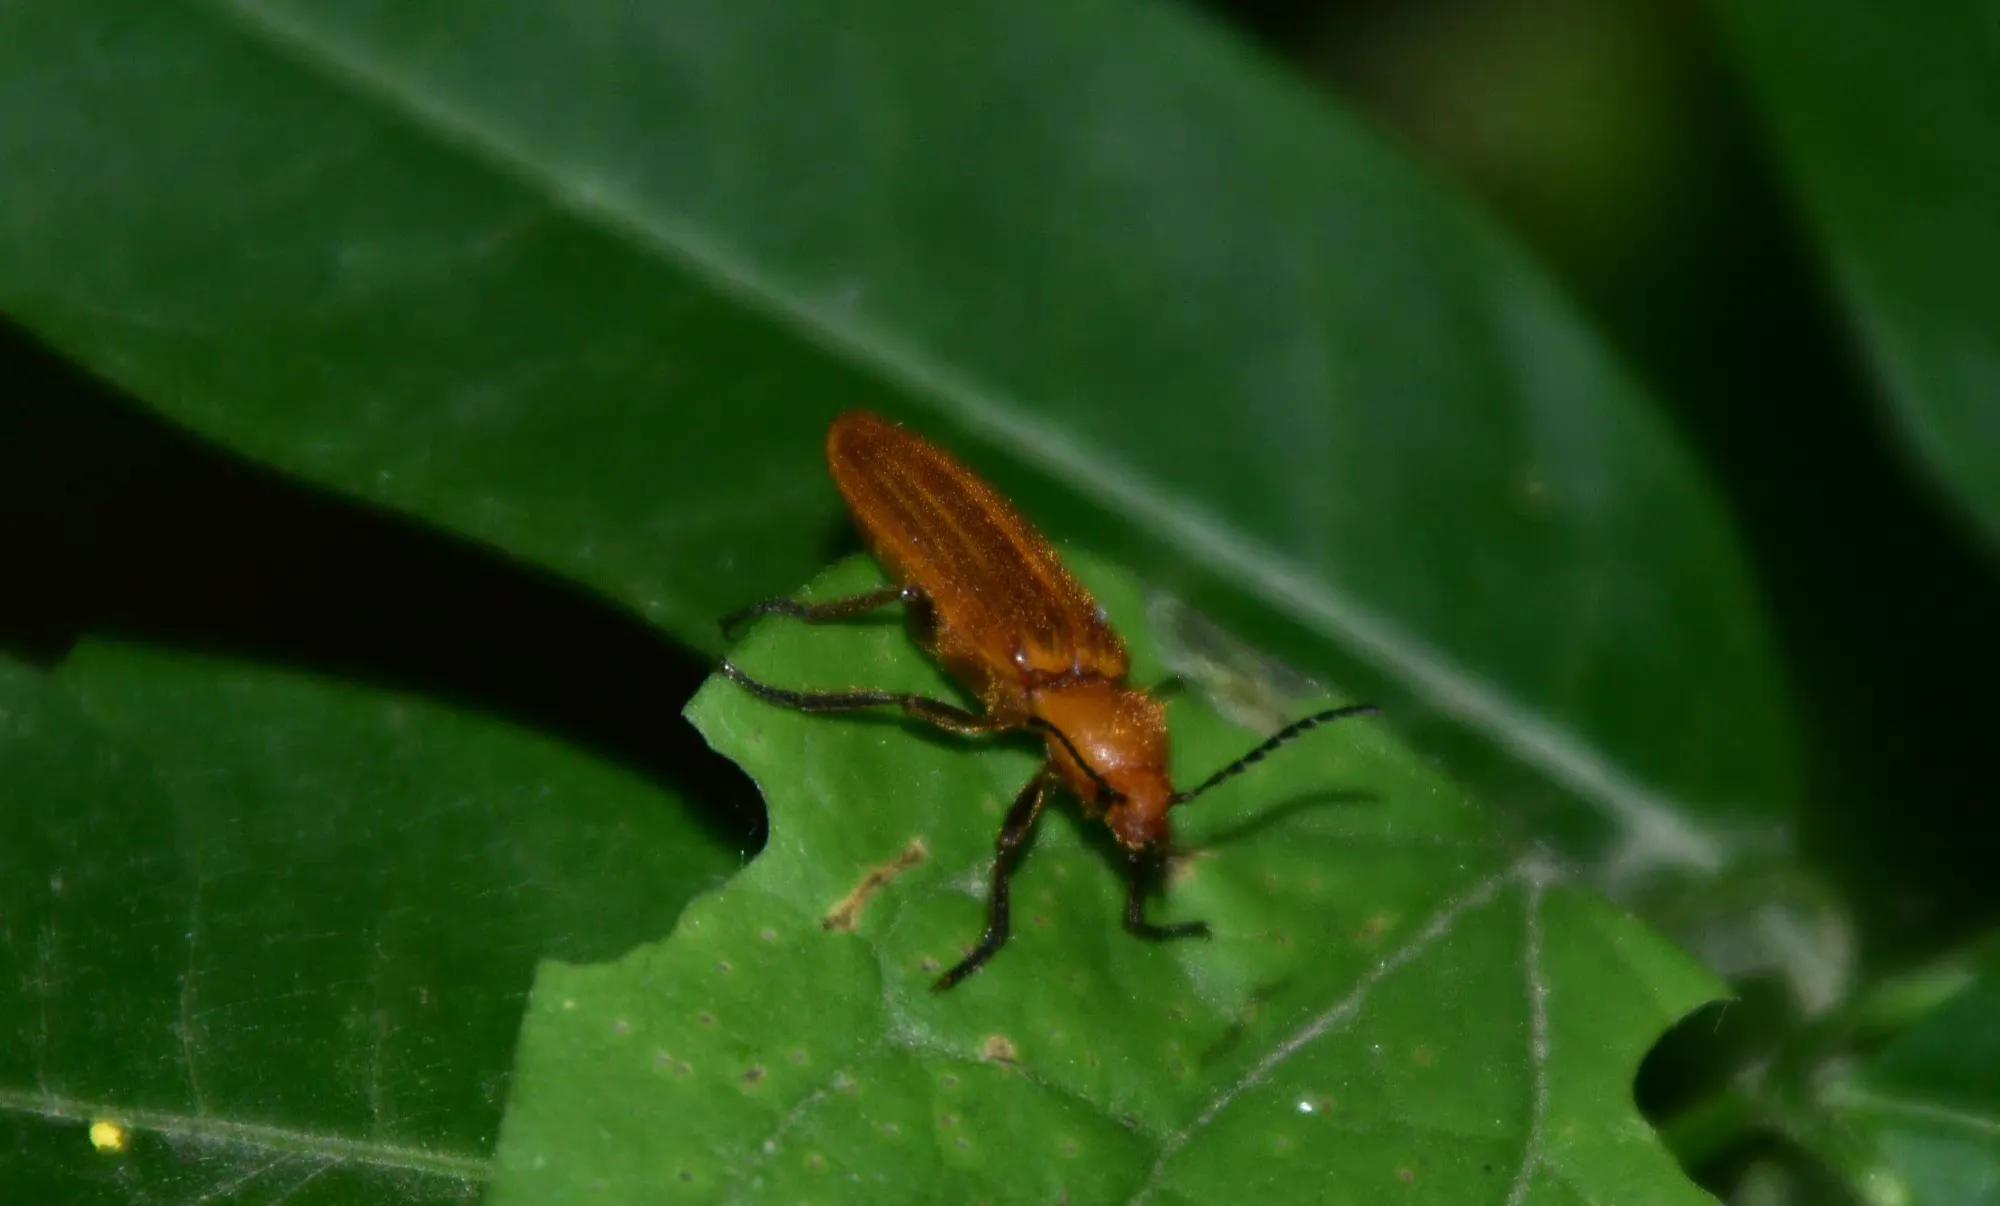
[492,556,1721,1204]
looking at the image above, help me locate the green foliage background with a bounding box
[3,0,1994,1203]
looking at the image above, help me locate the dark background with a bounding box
[1194,0,1999,959]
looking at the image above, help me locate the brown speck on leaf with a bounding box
[1356,913,1392,943]
[742,1065,766,1087]
[981,1034,1019,1064]
[823,839,929,932]
[1413,1045,1435,1067]
[1398,1166,1415,1185]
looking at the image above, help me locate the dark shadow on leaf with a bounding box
[1191,788,1379,850]
[0,319,768,874]
[1196,976,1293,1067]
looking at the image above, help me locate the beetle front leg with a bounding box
[934,774,1052,991]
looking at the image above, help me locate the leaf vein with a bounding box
[0,1087,493,1181]
[1129,862,1526,1202]
[1831,1087,2000,1138]
[186,0,1726,870]
[179,872,209,1117]
[1505,868,1552,1205]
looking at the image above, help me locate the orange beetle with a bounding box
[722,411,1373,989]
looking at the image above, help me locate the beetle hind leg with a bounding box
[718,661,1011,738]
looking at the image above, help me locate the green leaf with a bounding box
[493,557,1720,1203]
[1827,973,2000,1206]
[1715,0,2000,546]
[0,0,1793,869]
[0,645,736,1201]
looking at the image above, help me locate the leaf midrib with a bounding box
[185,0,1723,868]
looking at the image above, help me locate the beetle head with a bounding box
[1105,778,1174,854]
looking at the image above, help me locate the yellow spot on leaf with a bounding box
[88,1120,127,1154]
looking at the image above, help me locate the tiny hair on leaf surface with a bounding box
[493,555,1720,1204]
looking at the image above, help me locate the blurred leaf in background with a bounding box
[1215,0,2000,953]
[1716,0,2000,550]
[1210,4,2000,1196]
[1824,968,2000,1206]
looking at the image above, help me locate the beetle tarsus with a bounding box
[933,934,1003,993]
[1123,855,1210,943]
[1126,917,1211,941]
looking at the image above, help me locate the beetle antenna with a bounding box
[1170,704,1377,805]
[1029,718,1123,803]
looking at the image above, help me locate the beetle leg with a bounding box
[1124,855,1211,941]
[934,774,1052,991]
[718,660,1010,738]
[720,585,922,638]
